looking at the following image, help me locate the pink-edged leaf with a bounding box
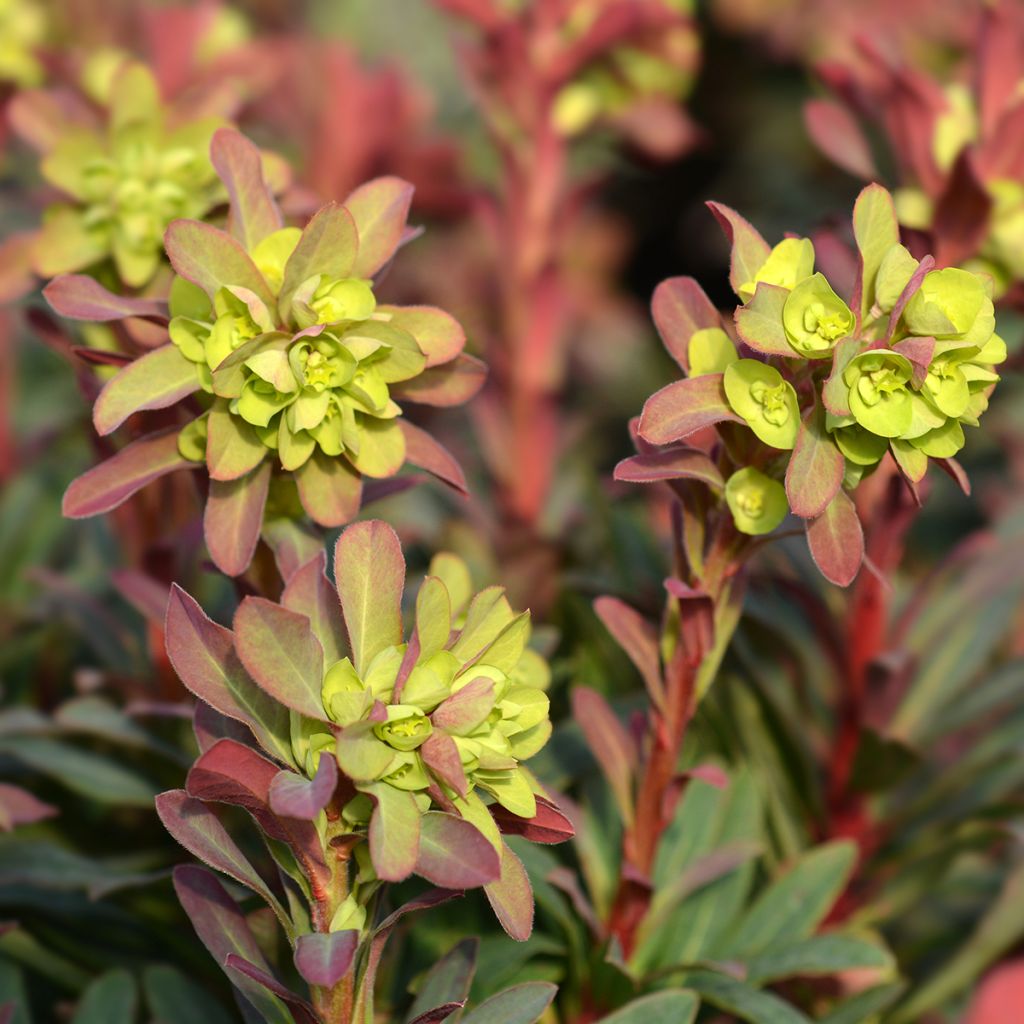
[637,374,741,446]
[0,784,57,831]
[490,795,575,845]
[887,255,935,343]
[593,596,664,711]
[280,204,358,310]
[785,406,844,519]
[391,353,487,407]
[822,338,862,417]
[806,489,864,587]
[334,520,405,676]
[415,812,501,889]
[367,782,421,882]
[804,99,877,180]
[378,305,465,367]
[92,345,199,435]
[651,276,721,371]
[936,456,971,496]
[294,931,359,989]
[233,596,327,721]
[484,841,534,942]
[210,128,283,251]
[892,336,935,389]
[262,518,324,583]
[409,1003,464,1024]
[110,567,168,624]
[223,956,317,1024]
[282,552,348,664]
[165,220,274,305]
[344,177,415,278]
[294,450,362,528]
[613,448,724,490]
[63,429,192,518]
[570,687,635,826]
[734,282,793,356]
[43,274,167,322]
[399,420,467,495]
[432,678,495,735]
[706,201,771,299]
[853,183,900,319]
[206,406,266,481]
[269,754,337,820]
[204,462,272,577]
[165,586,292,764]
[421,731,469,797]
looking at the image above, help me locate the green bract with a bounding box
[844,351,914,438]
[783,273,854,357]
[0,0,45,86]
[725,467,788,536]
[740,236,815,301]
[903,268,994,347]
[688,326,738,376]
[724,359,799,449]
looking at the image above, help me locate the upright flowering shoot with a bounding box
[51,129,486,575]
[629,184,1003,586]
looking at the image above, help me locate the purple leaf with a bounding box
[165,220,274,305]
[223,956,318,1024]
[210,128,283,251]
[377,304,465,367]
[421,731,469,797]
[785,406,844,519]
[269,754,337,820]
[490,795,575,845]
[43,274,167,321]
[613,448,723,490]
[637,374,741,446]
[0,783,57,831]
[63,429,193,518]
[392,354,487,407]
[570,687,635,826]
[368,782,421,882]
[293,930,359,988]
[432,678,495,735]
[294,450,362,528]
[886,255,935,343]
[892,336,936,389]
[280,204,358,311]
[408,1003,465,1024]
[204,462,272,577]
[282,553,349,665]
[206,406,266,481]
[804,99,877,180]
[92,345,199,435]
[399,421,468,495]
[734,282,794,356]
[415,812,501,889]
[593,596,664,711]
[806,489,864,587]
[706,201,771,300]
[344,177,415,278]
[651,276,721,371]
[484,842,535,942]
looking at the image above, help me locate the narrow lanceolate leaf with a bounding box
[206,406,266,481]
[391,353,488,407]
[378,305,465,367]
[269,754,337,820]
[785,407,844,519]
[63,429,192,518]
[294,450,362,528]
[594,596,664,711]
[403,939,477,1024]
[852,183,899,319]
[806,490,864,588]
[415,812,501,889]
[345,177,415,278]
[233,597,327,721]
[367,783,421,882]
[484,841,535,942]
[571,687,635,826]
[734,283,793,356]
[744,934,893,985]
[460,982,556,1024]
[280,204,358,311]
[294,931,359,989]
[334,520,405,676]
[686,972,811,1024]
[165,220,274,305]
[638,374,741,445]
[165,585,293,765]
[92,345,199,435]
[614,448,723,490]
[204,462,272,577]
[210,128,282,251]
[44,275,167,322]
[282,553,349,664]
[399,421,467,495]
[594,990,699,1024]
[706,201,771,299]
[223,957,317,1024]
[651,276,721,371]
[70,969,137,1024]
[804,99,877,181]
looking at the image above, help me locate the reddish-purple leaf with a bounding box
[399,420,467,495]
[293,931,359,988]
[484,841,534,942]
[806,489,864,587]
[570,687,635,826]
[933,152,993,269]
[415,812,501,889]
[269,754,337,820]
[210,128,282,251]
[233,596,327,720]
[43,274,167,321]
[334,520,405,676]
[408,1004,465,1024]
[490,795,575,845]
[886,255,935,342]
[651,276,721,371]
[392,354,487,407]
[0,784,57,831]
[613,448,724,490]
[377,305,465,367]
[206,406,266,481]
[110,567,168,624]
[344,177,415,278]
[706,201,771,299]
[936,456,971,496]
[368,783,421,882]
[280,204,358,310]
[282,553,349,665]
[165,219,274,305]
[785,406,844,519]
[637,374,741,446]
[204,462,272,577]
[63,429,193,518]
[223,955,318,1024]
[294,450,362,528]
[593,596,664,711]
[734,282,794,356]
[804,99,877,180]
[262,518,324,583]
[822,338,862,417]
[432,677,495,735]
[92,344,199,435]
[421,730,469,797]
[892,336,936,389]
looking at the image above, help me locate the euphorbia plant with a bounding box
[48,129,485,575]
[158,519,572,1023]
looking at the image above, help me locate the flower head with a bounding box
[783,273,855,357]
[724,467,788,536]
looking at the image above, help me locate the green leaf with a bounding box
[852,183,899,318]
[734,284,793,356]
[294,449,362,528]
[818,983,905,1024]
[345,177,414,278]
[205,405,266,481]
[280,204,358,314]
[744,934,893,985]
[71,970,136,1024]
[784,405,844,518]
[638,374,741,445]
[404,938,477,1024]
[142,965,235,1024]
[210,128,282,252]
[686,972,811,1024]
[595,990,699,1024]
[460,982,556,1024]
[165,220,274,305]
